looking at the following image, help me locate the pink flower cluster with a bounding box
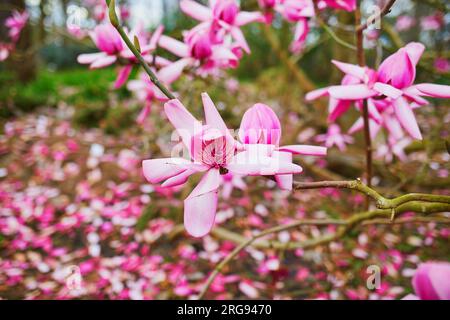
[307,42,450,161]
[157,0,264,81]
[258,0,356,53]
[142,94,326,237]
[0,10,29,62]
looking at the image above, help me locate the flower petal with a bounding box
[180,0,212,22]
[158,35,190,57]
[305,87,330,101]
[328,84,378,100]
[393,97,422,140]
[77,52,107,64]
[184,168,220,237]
[142,158,191,184]
[373,82,403,99]
[90,55,117,69]
[278,145,327,156]
[332,60,367,80]
[235,11,264,26]
[164,99,202,153]
[415,83,450,99]
[273,151,293,191]
[158,58,191,84]
[114,65,133,89]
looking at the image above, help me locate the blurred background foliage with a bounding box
[0,0,449,131]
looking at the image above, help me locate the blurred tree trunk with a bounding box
[0,0,37,83]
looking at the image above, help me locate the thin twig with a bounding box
[356,0,397,32]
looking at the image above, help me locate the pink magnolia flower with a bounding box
[290,18,309,54]
[403,262,450,300]
[238,103,327,190]
[157,24,239,82]
[315,124,354,151]
[5,10,29,43]
[142,94,303,237]
[78,24,166,88]
[307,42,450,140]
[180,0,263,53]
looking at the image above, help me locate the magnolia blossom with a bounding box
[307,42,450,141]
[180,0,264,54]
[142,94,305,237]
[403,262,450,300]
[5,10,29,43]
[238,103,327,190]
[77,24,166,88]
[315,124,354,151]
[158,24,239,82]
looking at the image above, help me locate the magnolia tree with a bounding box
[1,0,449,300]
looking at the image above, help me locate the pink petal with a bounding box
[373,82,403,99]
[90,55,117,69]
[429,263,450,300]
[164,99,202,152]
[161,169,196,188]
[393,97,422,140]
[328,98,351,122]
[332,60,366,80]
[273,151,293,191]
[202,92,228,132]
[180,0,212,22]
[227,150,303,176]
[328,84,378,100]
[412,263,440,300]
[305,87,329,101]
[114,65,133,89]
[366,99,383,124]
[158,58,191,84]
[404,42,425,67]
[230,27,250,54]
[158,35,190,58]
[278,145,327,156]
[77,52,107,64]
[184,168,220,237]
[415,83,450,98]
[235,11,264,26]
[142,158,191,184]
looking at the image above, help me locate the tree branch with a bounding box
[199,201,450,299]
[356,0,397,32]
